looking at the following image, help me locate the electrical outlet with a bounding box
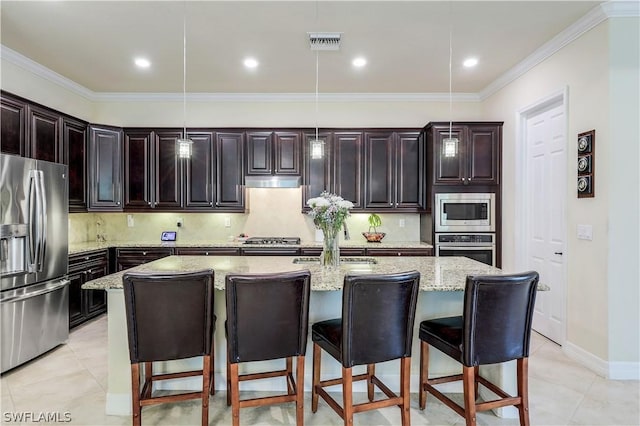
[399,218,405,228]
[177,217,183,227]
[224,217,231,228]
[127,215,134,228]
[577,224,593,240]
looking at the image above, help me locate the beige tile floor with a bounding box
[1,315,638,426]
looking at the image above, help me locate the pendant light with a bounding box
[443,5,458,158]
[310,50,324,159]
[177,2,193,159]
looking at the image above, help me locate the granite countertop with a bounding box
[81,255,528,292]
[69,240,433,255]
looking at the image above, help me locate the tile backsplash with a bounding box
[69,188,421,244]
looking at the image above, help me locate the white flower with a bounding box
[308,197,330,207]
[337,200,354,209]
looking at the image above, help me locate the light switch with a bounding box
[577,224,592,240]
[224,217,231,228]
[127,215,134,228]
[399,219,405,228]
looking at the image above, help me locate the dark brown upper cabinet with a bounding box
[364,131,424,211]
[1,92,27,156]
[332,131,364,209]
[27,104,62,163]
[245,130,301,176]
[88,125,123,211]
[184,131,215,209]
[302,131,332,209]
[123,129,182,210]
[215,132,245,210]
[426,122,502,188]
[63,117,88,212]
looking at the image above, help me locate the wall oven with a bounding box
[435,233,496,266]
[435,193,496,233]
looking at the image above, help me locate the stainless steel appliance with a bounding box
[435,233,496,266]
[1,154,69,373]
[434,193,496,233]
[241,236,301,256]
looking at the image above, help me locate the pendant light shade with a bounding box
[177,2,193,159]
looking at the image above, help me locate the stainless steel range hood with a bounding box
[244,176,301,188]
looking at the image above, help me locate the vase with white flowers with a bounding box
[307,191,354,267]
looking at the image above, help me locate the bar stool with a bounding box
[122,269,216,426]
[311,271,421,426]
[225,270,311,426]
[418,271,539,426]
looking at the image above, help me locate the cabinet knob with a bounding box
[397,252,401,256]
[148,202,152,206]
[142,251,147,256]
[116,201,120,205]
[84,256,89,260]
[205,252,209,256]
[87,269,92,274]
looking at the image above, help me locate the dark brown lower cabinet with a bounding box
[68,250,109,329]
[115,247,174,271]
[365,247,432,257]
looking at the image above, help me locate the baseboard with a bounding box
[563,341,640,380]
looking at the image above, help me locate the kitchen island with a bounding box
[83,255,543,417]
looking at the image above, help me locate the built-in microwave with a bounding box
[434,193,496,232]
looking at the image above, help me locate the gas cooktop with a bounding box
[242,237,301,245]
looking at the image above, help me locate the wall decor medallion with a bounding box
[577,130,595,198]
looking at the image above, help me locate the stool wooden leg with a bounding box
[226,353,231,407]
[342,366,353,426]
[462,366,477,426]
[296,356,305,426]
[474,366,480,399]
[131,363,141,426]
[210,344,216,395]
[419,340,428,410]
[202,355,211,426]
[517,358,530,426]
[287,357,294,395]
[312,343,320,413]
[367,364,375,402]
[401,357,411,426]
[230,362,240,426]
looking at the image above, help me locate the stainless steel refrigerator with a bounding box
[1,153,69,373]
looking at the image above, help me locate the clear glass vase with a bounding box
[321,229,340,268]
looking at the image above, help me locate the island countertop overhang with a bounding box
[81,255,548,292]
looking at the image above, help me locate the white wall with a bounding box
[607,17,640,371]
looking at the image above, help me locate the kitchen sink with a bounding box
[292,257,378,265]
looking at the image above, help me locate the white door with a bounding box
[525,102,566,344]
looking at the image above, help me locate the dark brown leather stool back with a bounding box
[418,271,539,426]
[122,270,215,426]
[225,270,311,426]
[311,271,420,426]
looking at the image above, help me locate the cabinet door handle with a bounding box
[554,252,563,255]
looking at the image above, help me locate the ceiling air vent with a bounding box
[308,32,342,51]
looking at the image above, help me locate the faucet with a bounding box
[343,221,351,240]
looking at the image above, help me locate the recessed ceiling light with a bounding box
[244,58,259,69]
[463,58,478,68]
[352,57,367,68]
[134,57,151,68]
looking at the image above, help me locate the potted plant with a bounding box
[362,213,386,242]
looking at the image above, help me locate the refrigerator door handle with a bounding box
[36,170,47,271]
[29,170,46,272]
[28,171,38,272]
[0,279,70,304]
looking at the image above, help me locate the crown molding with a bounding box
[479,1,639,101]
[93,91,481,103]
[0,45,95,101]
